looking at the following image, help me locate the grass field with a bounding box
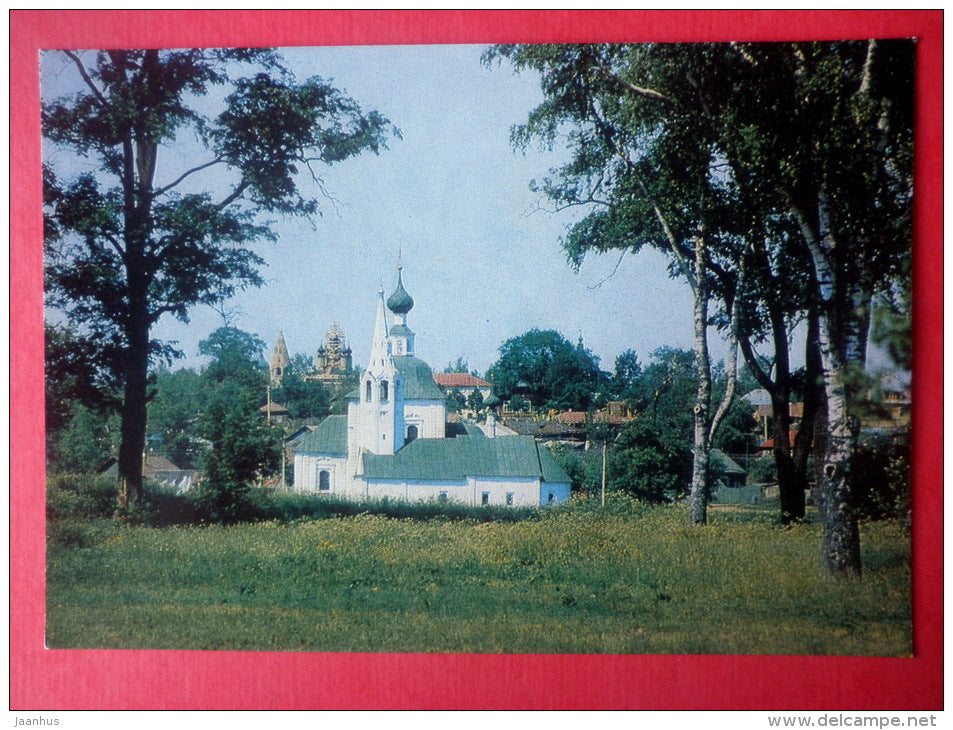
[46,496,911,655]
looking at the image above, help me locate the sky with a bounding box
[40,44,742,378]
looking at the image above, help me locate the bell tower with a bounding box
[270,331,290,384]
[348,286,405,460]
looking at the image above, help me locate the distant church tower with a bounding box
[270,331,290,384]
[314,322,353,383]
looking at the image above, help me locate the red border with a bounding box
[10,10,943,710]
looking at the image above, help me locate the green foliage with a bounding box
[487,329,609,412]
[712,398,758,454]
[46,502,911,655]
[466,388,485,413]
[549,444,602,495]
[609,419,692,502]
[194,391,282,524]
[147,366,207,469]
[445,388,467,413]
[631,346,697,435]
[443,357,472,374]
[199,327,267,388]
[270,371,331,420]
[47,404,118,474]
[47,474,119,521]
[852,431,911,521]
[747,455,778,485]
[609,349,642,403]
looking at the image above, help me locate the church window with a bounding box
[481,492,490,506]
[381,380,389,402]
[365,380,372,402]
[406,425,418,443]
[319,470,330,492]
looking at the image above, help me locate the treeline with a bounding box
[46,324,358,522]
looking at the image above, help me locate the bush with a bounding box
[852,430,910,521]
[747,455,778,485]
[47,474,118,520]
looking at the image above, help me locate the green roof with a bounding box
[364,435,571,484]
[389,324,414,337]
[295,415,348,457]
[710,448,746,475]
[393,356,446,400]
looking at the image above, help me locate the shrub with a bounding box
[46,474,117,520]
[852,430,910,521]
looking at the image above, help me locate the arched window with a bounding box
[380,380,389,402]
[365,380,372,402]
[406,424,418,443]
[319,470,330,492]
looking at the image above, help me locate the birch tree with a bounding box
[487,40,913,573]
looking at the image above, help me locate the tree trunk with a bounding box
[689,231,711,525]
[792,308,823,510]
[737,304,805,524]
[793,191,866,576]
[116,295,151,511]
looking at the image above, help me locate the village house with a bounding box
[293,268,571,507]
[432,372,493,401]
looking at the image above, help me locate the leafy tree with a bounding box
[194,390,281,524]
[485,44,744,525]
[712,398,758,455]
[608,419,692,503]
[486,329,609,412]
[488,41,913,574]
[49,404,118,474]
[146,366,207,470]
[271,372,331,420]
[609,349,642,403]
[45,322,121,472]
[443,357,472,374]
[446,388,467,413]
[466,388,485,413]
[42,48,395,511]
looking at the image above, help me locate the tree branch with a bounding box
[588,249,628,290]
[153,157,224,197]
[63,50,111,110]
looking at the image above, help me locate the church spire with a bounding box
[369,285,390,368]
[270,330,290,384]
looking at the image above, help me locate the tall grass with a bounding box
[46,495,911,655]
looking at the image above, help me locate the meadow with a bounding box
[46,488,911,655]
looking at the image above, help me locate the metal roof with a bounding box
[393,356,446,400]
[295,415,348,457]
[364,434,571,484]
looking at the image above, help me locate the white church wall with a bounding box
[293,454,348,494]
[363,478,467,504]
[539,481,572,506]
[467,475,543,507]
[403,401,447,439]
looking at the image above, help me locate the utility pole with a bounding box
[601,439,606,507]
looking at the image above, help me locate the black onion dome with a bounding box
[386,268,414,314]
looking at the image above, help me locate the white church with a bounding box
[293,268,571,508]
